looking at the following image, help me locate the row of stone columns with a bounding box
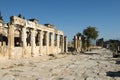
[8,24,66,58]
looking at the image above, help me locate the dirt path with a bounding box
[0,48,120,80]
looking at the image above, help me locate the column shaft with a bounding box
[51,32,54,53]
[22,27,27,57]
[39,31,43,55]
[61,35,64,53]
[31,29,35,56]
[46,32,49,54]
[8,24,14,58]
[56,34,60,53]
[74,36,77,50]
[64,36,68,52]
[79,37,82,52]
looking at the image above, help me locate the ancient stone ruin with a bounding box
[0,16,67,59]
[73,35,82,52]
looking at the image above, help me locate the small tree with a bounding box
[83,26,98,48]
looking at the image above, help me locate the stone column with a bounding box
[77,37,80,48]
[0,42,1,46]
[56,34,60,48]
[64,36,68,53]
[77,36,81,52]
[31,29,35,57]
[22,27,27,57]
[80,37,82,51]
[0,24,2,47]
[8,24,14,58]
[38,30,43,55]
[118,46,120,51]
[50,32,54,54]
[61,35,64,53]
[56,34,60,53]
[3,41,6,56]
[79,36,82,52]
[74,36,77,50]
[45,31,49,55]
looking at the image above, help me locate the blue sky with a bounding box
[0,0,120,41]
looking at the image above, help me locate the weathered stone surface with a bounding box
[0,16,67,59]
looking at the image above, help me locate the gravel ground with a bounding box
[0,48,120,80]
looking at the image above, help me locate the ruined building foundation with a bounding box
[0,16,67,59]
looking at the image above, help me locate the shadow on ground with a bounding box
[106,71,120,77]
